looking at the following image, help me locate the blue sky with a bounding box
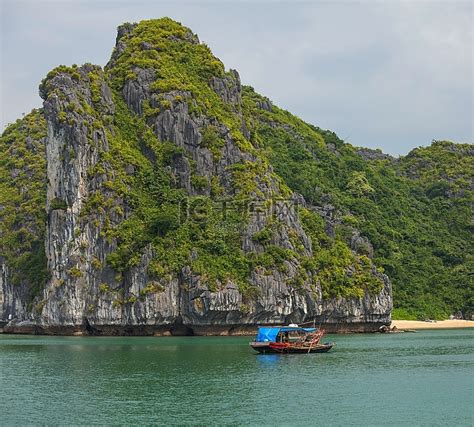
[1,0,472,155]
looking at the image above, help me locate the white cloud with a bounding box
[1,0,472,154]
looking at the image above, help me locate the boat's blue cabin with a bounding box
[255,326,317,343]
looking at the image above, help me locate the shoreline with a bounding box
[1,320,473,336]
[391,319,474,330]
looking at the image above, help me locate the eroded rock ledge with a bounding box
[2,321,389,336]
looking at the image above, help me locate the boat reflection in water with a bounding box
[255,354,281,368]
[250,325,335,354]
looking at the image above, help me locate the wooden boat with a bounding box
[249,326,335,354]
[268,341,334,354]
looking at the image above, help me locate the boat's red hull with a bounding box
[250,341,334,354]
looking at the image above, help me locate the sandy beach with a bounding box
[391,319,474,330]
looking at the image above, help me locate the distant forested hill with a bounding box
[242,86,473,319]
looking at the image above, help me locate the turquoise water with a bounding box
[0,330,473,426]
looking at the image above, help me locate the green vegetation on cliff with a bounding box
[0,110,48,300]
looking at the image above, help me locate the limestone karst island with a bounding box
[0,18,472,336]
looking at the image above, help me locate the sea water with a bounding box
[0,329,472,425]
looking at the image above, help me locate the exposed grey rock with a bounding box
[116,22,137,43]
[122,68,156,115]
[210,69,242,107]
[350,232,374,258]
[141,41,153,50]
[356,147,394,161]
[3,320,40,334]
[107,22,138,67]
[172,152,192,193]
[0,258,30,324]
[177,261,391,330]
[256,98,273,112]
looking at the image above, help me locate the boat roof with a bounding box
[256,326,317,342]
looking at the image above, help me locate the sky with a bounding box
[0,0,472,155]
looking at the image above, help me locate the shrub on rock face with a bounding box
[50,198,68,210]
[149,209,180,236]
[252,228,272,244]
[191,174,208,190]
[200,125,225,159]
[425,181,450,199]
[346,171,374,196]
[67,267,82,278]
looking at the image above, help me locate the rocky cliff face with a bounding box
[0,19,392,334]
